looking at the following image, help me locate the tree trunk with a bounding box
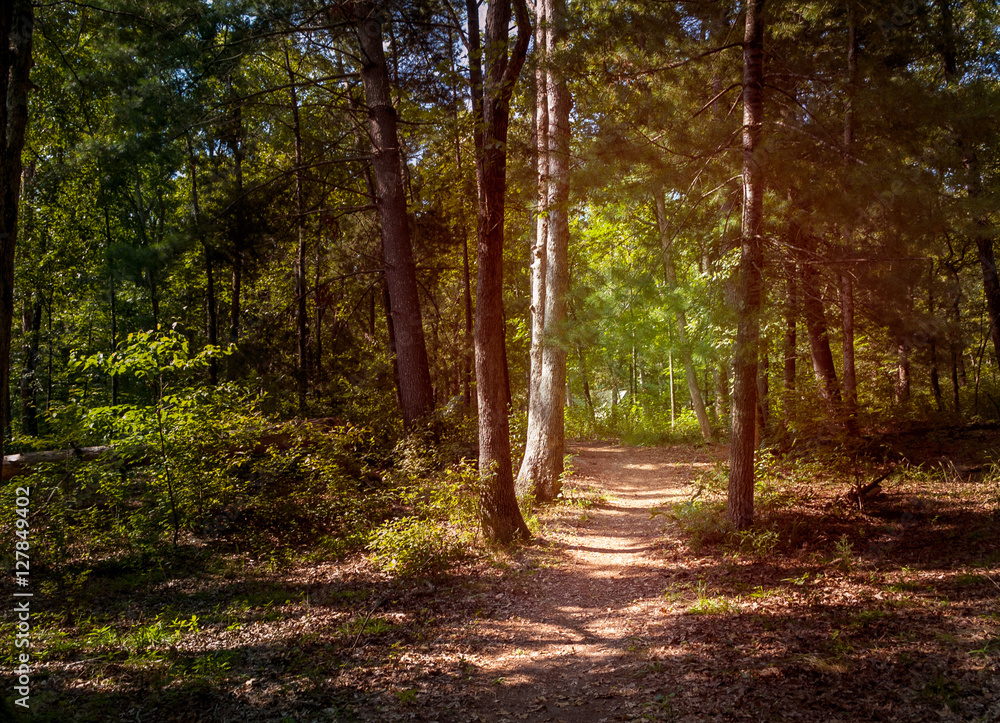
[757,347,769,437]
[715,363,730,423]
[227,102,245,381]
[840,2,858,420]
[973,222,1000,369]
[938,0,1000,370]
[286,47,309,416]
[795,225,841,404]
[654,192,714,443]
[473,0,532,544]
[518,0,571,502]
[0,0,34,458]
[19,294,41,435]
[449,28,474,410]
[314,230,324,381]
[950,277,962,415]
[839,273,857,415]
[727,0,765,531]
[355,3,435,430]
[896,339,910,404]
[524,0,548,419]
[187,139,218,386]
[578,346,595,424]
[782,261,796,426]
[928,265,943,412]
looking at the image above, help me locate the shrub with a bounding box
[367,517,466,575]
[566,397,706,445]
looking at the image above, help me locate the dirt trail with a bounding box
[458,443,726,722]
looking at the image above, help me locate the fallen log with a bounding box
[1,417,345,481]
[2,447,114,481]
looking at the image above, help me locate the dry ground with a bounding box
[5,439,1000,722]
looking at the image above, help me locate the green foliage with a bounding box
[367,453,480,576]
[687,581,739,615]
[664,455,804,556]
[567,400,705,445]
[368,517,467,576]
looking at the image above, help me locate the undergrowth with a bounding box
[566,401,706,446]
[661,453,823,556]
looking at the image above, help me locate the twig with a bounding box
[350,592,389,651]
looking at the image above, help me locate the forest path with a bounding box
[460,442,728,722]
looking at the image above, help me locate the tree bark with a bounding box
[654,192,714,443]
[896,339,910,403]
[525,0,548,416]
[355,2,435,430]
[473,0,532,544]
[449,24,474,409]
[839,273,857,415]
[285,47,309,416]
[972,200,1000,369]
[840,2,858,419]
[949,274,962,414]
[938,0,1000,370]
[0,0,34,459]
[783,261,796,423]
[728,0,765,531]
[186,139,218,386]
[518,0,571,501]
[226,101,245,381]
[794,224,842,404]
[757,347,769,437]
[19,294,41,436]
[928,265,943,412]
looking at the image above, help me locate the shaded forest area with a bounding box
[1,0,1000,720]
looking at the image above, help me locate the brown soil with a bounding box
[17,440,1000,723]
[338,442,1000,723]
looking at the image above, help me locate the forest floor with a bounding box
[6,433,1000,722]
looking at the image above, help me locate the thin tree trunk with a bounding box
[285,47,309,416]
[783,261,796,426]
[524,0,548,424]
[519,0,571,501]
[715,363,730,422]
[227,102,245,381]
[795,225,841,404]
[103,208,119,402]
[950,275,962,414]
[840,2,858,419]
[187,139,218,385]
[654,192,714,443]
[973,220,1000,368]
[473,0,532,544]
[449,28,474,409]
[355,3,435,429]
[839,273,857,415]
[930,341,943,411]
[578,346,595,424]
[896,339,911,403]
[230,251,241,349]
[314,230,323,380]
[929,265,943,412]
[19,294,41,435]
[728,0,765,530]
